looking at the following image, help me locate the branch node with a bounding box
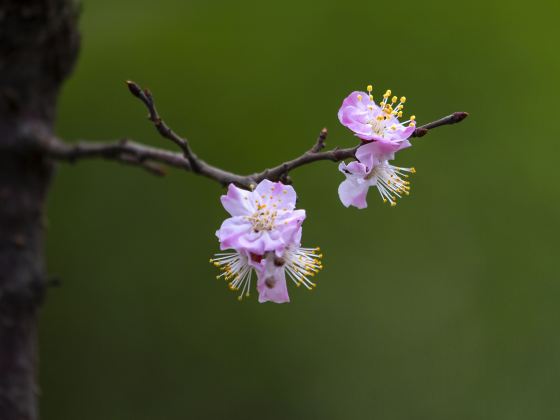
[311,128,328,153]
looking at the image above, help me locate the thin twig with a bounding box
[411,112,469,138]
[126,81,201,173]
[40,82,469,188]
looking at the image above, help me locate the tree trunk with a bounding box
[0,1,80,419]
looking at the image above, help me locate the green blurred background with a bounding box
[42,0,560,418]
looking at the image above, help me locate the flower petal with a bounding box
[220,184,255,217]
[255,180,297,211]
[216,217,253,250]
[256,254,290,304]
[338,161,371,209]
[338,178,369,209]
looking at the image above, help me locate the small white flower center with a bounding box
[369,117,387,137]
[247,204,277,232]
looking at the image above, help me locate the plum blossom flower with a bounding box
[216,179,305,255]
[338,159,415,208]
[211,180,323,303]
[255,229,323,303]
[209,242,323,303]
[338,85,417,159]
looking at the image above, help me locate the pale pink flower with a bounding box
[211,180,323,303]
[216,179,305,255]
[337,86,416,158]
[338,159,415,208]
[255,230,323,303]
[210,236,323,303]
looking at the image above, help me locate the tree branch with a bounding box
[39,82,469,188]
[411,112,469,138]
[126,81,201,172]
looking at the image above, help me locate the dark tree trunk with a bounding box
[0,1,80,419]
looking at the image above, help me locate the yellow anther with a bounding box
[369,94,373,101]
[357,94,362,101]
[410,115,416,121]
[367,84,373,92]
[400,96,406,103]
[410,167,416,173]
[391,96,398,103]
[367,105,373,110]
[398,111,403,118]
[390,202,397,207]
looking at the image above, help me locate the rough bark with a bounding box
[0,1,80,419]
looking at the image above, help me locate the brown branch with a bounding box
[125,81,201,172]
[411,112,469,138]
[40,82,469,188]
[40,136,189,175]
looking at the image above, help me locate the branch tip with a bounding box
[453,111,469,122]
[125,80,142,98]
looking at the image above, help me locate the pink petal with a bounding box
[256,255,290,304]
[255,180,297,211]
[220,184,255,217]
[338,178,369,209]
[216,217,253,250]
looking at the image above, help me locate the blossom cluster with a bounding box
[211,84,418,303]
[210,180,323,303]
[337,85,416,208]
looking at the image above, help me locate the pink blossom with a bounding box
[337,88,416,155]
[216,179,305,255]
[255,229,323,303]
[338,161,374,209]
[256,253,291,303]
[211,180,323,303]
[210,238,323,303]
[338,159,416,208]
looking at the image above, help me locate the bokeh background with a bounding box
[42,0,560,419]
